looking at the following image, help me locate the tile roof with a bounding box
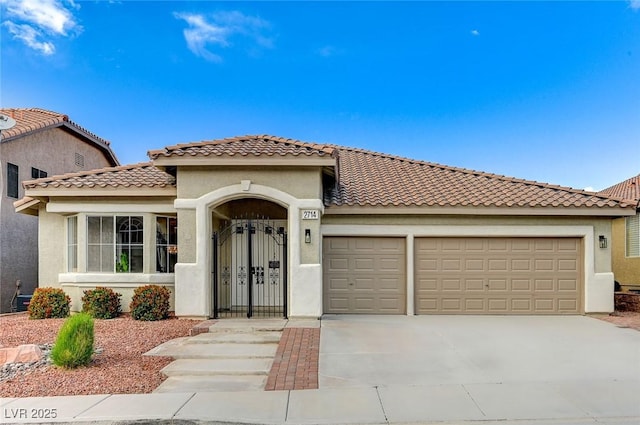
[598,174,640,205]
[323,146,634,210]
[148,134,335,159]
[21,134,633,212]
[0,108,119,166]
[23,163,175,190]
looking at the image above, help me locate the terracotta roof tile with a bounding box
[598,174,640,205]
[0,108,119,166]
[23,163,175,190]
[148,134,336,159]
[322,145,633,210]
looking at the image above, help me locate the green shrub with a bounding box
[82,287,122,319]
[129,285,171,321]
[28,287,71,319]
[51,313,95,368]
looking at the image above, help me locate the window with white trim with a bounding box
[87,216,143,272]
[626,214,640,258]
[156,216,177,273]
[67,216,78,272]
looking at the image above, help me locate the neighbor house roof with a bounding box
[0,108,119,166]
[598,174,640,207]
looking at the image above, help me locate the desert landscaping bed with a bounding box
[0,313,197,398]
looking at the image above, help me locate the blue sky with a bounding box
[1,1,639,192]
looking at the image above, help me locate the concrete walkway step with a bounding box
[154,375,267,393]
[161,358,273,377]
[187,331,282,344]
[150,343,278,359]
[209,319,287,333]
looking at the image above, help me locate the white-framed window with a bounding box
[626,214,640,258]
[156,216,178,273]
[67,216,78,272]
[87,215,143,273]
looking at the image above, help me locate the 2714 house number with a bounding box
[302,210,319,220]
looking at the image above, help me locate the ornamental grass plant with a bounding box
[50,313,95,369]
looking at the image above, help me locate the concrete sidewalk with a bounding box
[2,380,639,424]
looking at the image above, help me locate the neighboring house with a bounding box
[599,174,640,291]
[0,108,119,313]
[14,135,635,318]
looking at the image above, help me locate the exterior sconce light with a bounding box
[305,229,311,244]
[599,235,607,249]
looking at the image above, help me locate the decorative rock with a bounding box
[0,344,43,365]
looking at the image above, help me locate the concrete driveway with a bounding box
[319,315,640,388]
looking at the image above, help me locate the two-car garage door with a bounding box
[323,236,582,315]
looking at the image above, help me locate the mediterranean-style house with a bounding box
[0,108,119,313]
[14,135,636,318]
[599,174,640,291]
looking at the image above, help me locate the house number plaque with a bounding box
[302,210,319,220]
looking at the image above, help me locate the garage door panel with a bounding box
[415,237,582,315]
[324,237,406,314]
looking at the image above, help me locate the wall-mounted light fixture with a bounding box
[305,229,311,244]
[599,235,607,249]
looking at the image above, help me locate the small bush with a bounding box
[28,287,71,319]
[51,313,95,368]
[82,287,122,319]
[129,285,171,321]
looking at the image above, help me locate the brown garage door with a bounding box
[415,237,582,314]
[323,237,406,314]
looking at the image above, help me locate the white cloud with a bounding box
[3,20,54,54]
[583,186,595,192]
[1,0,81,54]
[630,1,640,10]
[470,29,480,36]
[174,10,273,62]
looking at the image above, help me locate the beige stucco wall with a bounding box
[177,167,322,200]
[38,206,67,289]
[612,216,640,286]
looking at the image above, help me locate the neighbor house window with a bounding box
[31,167,47,179]
[87,215,143,273]
[67,216,78,272]
[156,216,177,273]
[626,214,640,258]
[7,163,18,198]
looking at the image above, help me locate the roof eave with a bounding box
[323,205,636,217]
[24,187,177,198]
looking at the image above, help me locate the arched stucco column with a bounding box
[173,180,324,318]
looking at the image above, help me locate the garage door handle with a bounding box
[349,282,354,286]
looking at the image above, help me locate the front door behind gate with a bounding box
[212,219,287,318]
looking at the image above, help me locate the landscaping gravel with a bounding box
[0,313,197,397]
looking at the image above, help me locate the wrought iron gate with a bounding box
[212,218,287,318]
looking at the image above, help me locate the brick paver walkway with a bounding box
[265,327,320,391]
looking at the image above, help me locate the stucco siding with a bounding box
[0,127,114,312]
[612,216,640,286]
[177,167,322,200]
[38,207,67,289]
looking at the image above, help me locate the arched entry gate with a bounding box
[212,218,287,318]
